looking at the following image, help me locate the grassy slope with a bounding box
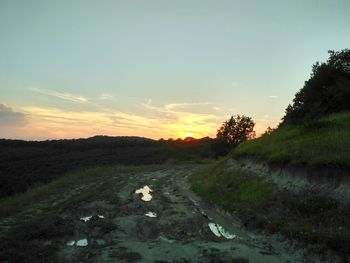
[190,112,350,258]
[190,159,350,258]
[233,112,350,168]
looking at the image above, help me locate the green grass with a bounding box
[189,158,276,210]
[189,159,350,258]
[233,112,350,168]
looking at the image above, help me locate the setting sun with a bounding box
[183,132,195,139]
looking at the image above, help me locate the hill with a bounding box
[0,136,213,197]
[189,50,350,261]
[233,111,350,170]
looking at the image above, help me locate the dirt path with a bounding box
[1,165,305,262]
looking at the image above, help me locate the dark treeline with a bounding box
[282,49,350,126]
[0,136,214,198]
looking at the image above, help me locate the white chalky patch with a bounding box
[76,239,88,247]
[66,240,75,246]
[145,211,157,218]
[80,216,93,222]
[135,185,153,201]
[208,223,236,239]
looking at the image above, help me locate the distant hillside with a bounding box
[0,136,213,197]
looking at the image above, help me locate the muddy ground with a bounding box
[0,165,306,262]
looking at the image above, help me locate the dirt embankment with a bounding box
[229,158,350,204]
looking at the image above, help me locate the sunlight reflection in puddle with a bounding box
[66,240,75,246]
[80,216,92,222]
[76,239,88,246]
[66,239,88,247]
[208,223,236,239]
[135,185,153,201]
[80,215,104,222]
[145,211,157,218]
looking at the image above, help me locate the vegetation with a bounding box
[190,160,350,259]
[212,115,255,157]
[232,49,350,169]
[282,49,350,126]
[233,111,350,168]
[190,159,275,211]
[189,50,350,260]
[0,136,214,198]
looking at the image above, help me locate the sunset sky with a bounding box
[1,0,349,140]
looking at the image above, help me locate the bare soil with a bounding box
[1,165,306,262]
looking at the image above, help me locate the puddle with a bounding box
[66,240,75,246]
[135,185,153,201]
[80,216,93,222]
[80,215,104,222]
[208,223,236,239]
[145,211,157,218]
[66,239,88,247]
[76,239,88,247]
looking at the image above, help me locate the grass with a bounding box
[189,159,350,258]
[233,112,350,168]
[189,158,276,211]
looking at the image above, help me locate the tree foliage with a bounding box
[261,126,275,137]
[282,49,350,125]
[216,115,255,147]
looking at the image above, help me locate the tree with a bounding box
[282,49,350,126]
[216,115,255,147]
[261,126,275,137]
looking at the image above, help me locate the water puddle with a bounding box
[135,185,153,201]
[80,216,92,222]
[66,240,75,246]
[80,215,104,222]
[66,239,88,247]
[76,239,88,246]
[208,223,236,239]
[145,211,157,218]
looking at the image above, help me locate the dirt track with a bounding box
[1,165,305,262]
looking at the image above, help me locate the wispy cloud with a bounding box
[29,87,89,103]
[269,95,279,99]
[14,98,224,140]
[0,103,29,139]
[100,93,113,100]
[0,103,28,126]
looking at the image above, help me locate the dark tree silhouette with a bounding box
[216,115,255,147]
[282,49,350,125]
[261,126,275,137]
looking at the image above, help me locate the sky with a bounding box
[1,0,349,140]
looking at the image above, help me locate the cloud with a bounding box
[0,103,28,126]
[29,87,89,103]
[14,98,224,140]
[269,95,279,99]
[100,93,113,100]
